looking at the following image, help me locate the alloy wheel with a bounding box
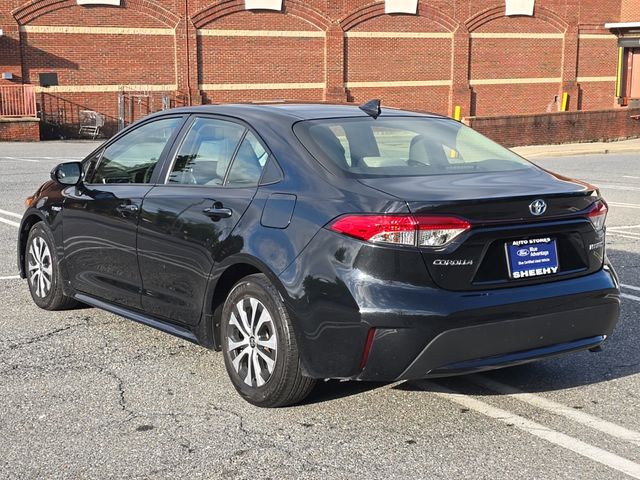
[28,236,53,298]
[226,296,278,387]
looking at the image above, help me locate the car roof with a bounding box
[153,103,446,122]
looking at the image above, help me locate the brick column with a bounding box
[0,24,25,84]
[175,3,201,105]
[324,23,346,102]
[450,29,472,118]
[560,26,580,111]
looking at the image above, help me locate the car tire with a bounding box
[221,273,316,407]
[25,222,79,311]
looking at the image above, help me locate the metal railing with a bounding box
[0,85,37,117]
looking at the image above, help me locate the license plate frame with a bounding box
[505,237,559,280]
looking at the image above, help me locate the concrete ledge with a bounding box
[466,108,640,148]
[0,117,40,141]
[0,116,39,123]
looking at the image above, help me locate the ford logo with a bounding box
[529,199,547,216]
[517,249,530,257]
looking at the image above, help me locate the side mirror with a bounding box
[51,162,82,186]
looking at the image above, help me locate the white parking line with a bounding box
[609,234,640,240]
[0,156,83,162]
[622,176,640,179]
[608,225,640,231]
[470,375,640,447]
[0,216,20,228]
[608,229,640,234]
[0,275,20,280]
[27,156,84,160]
[609,202,640,209]
[427,383,640,479]
[622,293,640,302]
[0,209,23,219]
[609,231,640,238]
[621,284,640,292]
[608,232,640,241]
[0,209,22,228]
[599,184,640,192]
[0,157,39,163]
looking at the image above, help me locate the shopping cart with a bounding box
[78,110,105,139]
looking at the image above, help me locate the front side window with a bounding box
[294,117,533,177]
[82,150,102,182]
[91,117,181,184]
[169,117,245,186]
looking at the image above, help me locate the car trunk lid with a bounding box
[358,168,605,291]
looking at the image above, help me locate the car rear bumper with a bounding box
[424,335,606,377]
[279,229,620,381]
[357,266,619,381]
[360,300,617,381]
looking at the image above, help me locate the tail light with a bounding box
[328,214,471,248]
[587,201,607,231]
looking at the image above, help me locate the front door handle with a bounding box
[203,206,232,219]
[116,203,139,215]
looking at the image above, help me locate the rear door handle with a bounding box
[203,207,232,219]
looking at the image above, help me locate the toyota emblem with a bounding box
[529,199,547,216]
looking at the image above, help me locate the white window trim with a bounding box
[505,0,535,17]
[77,0,121,5]
[245,0,282,11]
[385,0,418,15]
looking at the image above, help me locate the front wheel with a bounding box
[221,274,316,407]
[25,222,78,310]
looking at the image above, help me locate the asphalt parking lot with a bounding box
[1,141,639,479]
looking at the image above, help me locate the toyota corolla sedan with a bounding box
[18,102,620,407]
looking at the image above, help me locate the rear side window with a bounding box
[91,117,181,184]
[169,117,245,186]
[226,131,268,187]
[293,117,532,177]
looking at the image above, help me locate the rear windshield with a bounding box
[293,116,533,177]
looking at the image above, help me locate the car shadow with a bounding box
[301,380,390,405]
[304,247,639,404]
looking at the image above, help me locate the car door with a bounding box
[136,115,269,325]
[63,116,185,309]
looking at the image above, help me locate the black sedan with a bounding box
[17,102,620,407]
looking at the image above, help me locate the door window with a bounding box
[90,117,181,184]
[225,131,268,187]
[169,117,246,186]
[82,149,102,182]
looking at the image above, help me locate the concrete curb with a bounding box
[512,140,640,159]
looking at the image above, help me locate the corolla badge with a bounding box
[529,199,547,216]
[433,259,474,266]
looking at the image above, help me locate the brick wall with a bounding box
[0,117,40,141]
[0,0,637,141]
[620,0,638,21]
[466,108,640,147]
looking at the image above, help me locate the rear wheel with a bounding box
[221,273,316,407]
[25,222,78,310]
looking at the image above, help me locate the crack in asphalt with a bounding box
[102,369,128,413]
[4,323,85,350]
[108,404,354,477]
[1,316,120,352]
